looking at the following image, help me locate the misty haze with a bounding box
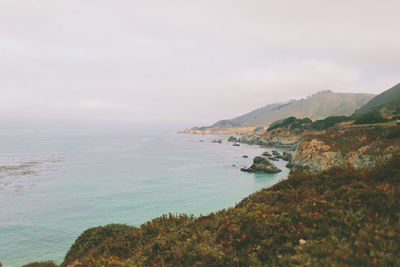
[1,1,400,266]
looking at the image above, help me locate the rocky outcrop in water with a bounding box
[228,136,239,142]
[241,156,281,173]
[271,150,282,159]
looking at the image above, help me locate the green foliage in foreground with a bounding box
[26,155,399,267]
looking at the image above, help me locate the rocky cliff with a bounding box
[239,124,303,149]
[289,125,400,172]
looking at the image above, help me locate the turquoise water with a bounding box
[0,129,290,267]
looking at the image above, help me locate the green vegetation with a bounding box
[208,92,373,129]
[267,117,311,131]
[290,118,312,130]
[26,155,400,266]
[267,117,296,131]
[268,115,352,132]
[354,83,400,117]
[353,110,389,125]
[311,115,352,130]
[387,128,400,139]
[305,126,400,153]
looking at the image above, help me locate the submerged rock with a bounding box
[212,139,222,144]
[241,156,281,173]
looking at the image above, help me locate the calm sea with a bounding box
[0,129,289,266]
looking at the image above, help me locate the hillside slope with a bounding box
[353,83,400,117]
[185,91,375,134]
[289,123,400,172]
[211,101,296,128]
[240,91,374,126]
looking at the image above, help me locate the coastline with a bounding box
[1,131,291,267]
[25,154,400,266]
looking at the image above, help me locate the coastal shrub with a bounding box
[45,155,400,267]
[354,111,389,125]
[63,224,136,264]
[311,115,351,130]
[387,128,400,139]
[267,117,311,131]
[267,117,296,131]
[290,118,312,130]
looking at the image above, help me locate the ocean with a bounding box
[0,129,290,266]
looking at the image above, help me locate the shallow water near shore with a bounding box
[0,129,289,266]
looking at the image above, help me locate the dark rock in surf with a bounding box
[241,156,281,173]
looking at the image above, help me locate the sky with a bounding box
[1,0,399,128]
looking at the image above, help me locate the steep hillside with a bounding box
[353,83,400,118]
[289,123,400,172]
[184,91,374,134]
[242,91,374,127]
[211,101,296,128]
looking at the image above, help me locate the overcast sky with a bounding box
[1,0,399,127]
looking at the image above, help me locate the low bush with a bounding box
[387,128,400,139]
[267,117,311,131]
[354,111,389,125]
[311,115,351,130]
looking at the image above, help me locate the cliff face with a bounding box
[289,126,400,172]
[239,127,302,148]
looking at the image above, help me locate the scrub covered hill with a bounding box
[353,83,400,118]
[25,155,400,266]
[184,91,374,134]
[240,91,374,126]
[352,83,400,125]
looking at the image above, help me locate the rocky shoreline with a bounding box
[228,123,400,173]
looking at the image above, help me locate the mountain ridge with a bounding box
[353,83,400,118]
[185,91,375,134]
